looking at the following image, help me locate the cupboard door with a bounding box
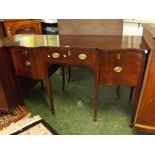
[10,47,47,79]
[100,49,146,86]
[10,47,33,77]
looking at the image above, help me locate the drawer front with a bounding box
[100,50,145,86]
[44,47,97,67]
[10,47,33,77]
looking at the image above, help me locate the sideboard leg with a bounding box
[44,77,55,114]
[94,81,99,122]
[116,85,120,99]
[131,86,139,125]
[40,80,44,91]
[68,67,72,83]
[93,69,99,122]
[61,66,65,91]
[129,86,134,101]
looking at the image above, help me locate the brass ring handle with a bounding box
[113,66,123,73]
[25,61,31,66]
[78,54,87,60]
[52,52,60,59]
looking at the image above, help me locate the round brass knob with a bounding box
[25,61,31,66]
[52,52,60,59]
[78,54,87,60]
[113,66,123,73]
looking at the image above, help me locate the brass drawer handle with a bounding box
[113,66,123,73]
[52,52,60,59]
[78,54,87,60]
[25,61,31,66]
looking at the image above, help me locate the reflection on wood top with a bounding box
[0,34,150,50]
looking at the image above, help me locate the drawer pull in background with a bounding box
[22,51,28,55]
[78,54,87,60]
[113,66,123,73]
[117,53,121,59]
[25,61,31,66]
[52,52,60,59]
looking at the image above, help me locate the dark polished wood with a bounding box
[44,77,55,114]
[0,80,8,111]
[0,22,5,38]
[134,24,155,134]
[0,34,149,49]
[0,34,150,122]
[2,20,65,100]
[99,49,146,86]
[0,47,18,111]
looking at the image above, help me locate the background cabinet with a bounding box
[3,19,42,37]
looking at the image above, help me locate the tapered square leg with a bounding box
[44,77,55,114]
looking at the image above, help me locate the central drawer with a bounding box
[100,49,146,86]
[44,47,98,67]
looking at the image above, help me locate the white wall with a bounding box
[123,23,143,36]
[123,19,155,36]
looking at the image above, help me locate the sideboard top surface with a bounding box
[0,34,150,50]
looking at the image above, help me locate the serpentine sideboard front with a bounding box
[0,34,150,125]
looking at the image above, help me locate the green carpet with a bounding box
[25,67,134,135]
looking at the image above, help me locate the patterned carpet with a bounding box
[0,114,57,135]
[0,106,28,130]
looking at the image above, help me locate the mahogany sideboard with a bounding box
[0,34,151,133]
